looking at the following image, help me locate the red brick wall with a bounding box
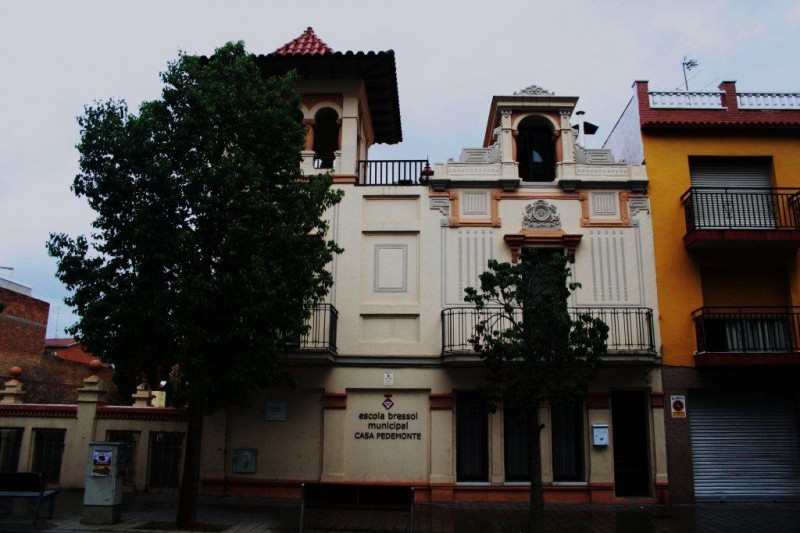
[0,286,49,376]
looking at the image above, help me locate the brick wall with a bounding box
[0,286,49,375]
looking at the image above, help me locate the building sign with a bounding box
[383,371,394,387]
[671,395,687,418]
[354,396,422,441]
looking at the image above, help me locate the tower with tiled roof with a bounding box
[256,27,402,182]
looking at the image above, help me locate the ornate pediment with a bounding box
[513,85,554,96]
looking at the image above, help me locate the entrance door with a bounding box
[456,392,488,481]
[611,391,650,496]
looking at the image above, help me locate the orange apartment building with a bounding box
[605,80,800,502]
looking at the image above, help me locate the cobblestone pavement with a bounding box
[2,490,800,532]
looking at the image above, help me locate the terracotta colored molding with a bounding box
[96,405,188,421]
[579,191,632,227]
[504,230,583,263]
[650,393,665,408]
[332,174,357,185]
[429,393,454,410]
[0,404,77,418]
[322,392,347,409]
[586,393,610,409]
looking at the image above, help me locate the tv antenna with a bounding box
[682,56,699,91]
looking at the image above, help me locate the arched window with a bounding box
[516,116,555,182]
[313,108,339,169]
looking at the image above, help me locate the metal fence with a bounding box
[148,432,184,487]
[286,303,338,352]
[681,187,800,232]
[107,430,139,485]
[441,306,655,355]
[693,306,800,353]
[32,429,65,483]
[0,428,23,472]
[356,160,429,185]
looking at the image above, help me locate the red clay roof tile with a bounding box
[273,27,334,56]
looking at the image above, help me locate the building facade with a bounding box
[605,81,800,502]
[0,277,49,380]
[197,29,667,504]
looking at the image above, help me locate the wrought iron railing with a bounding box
[357,159,430,186]
[293,303,338,352]
[681,187,800,232]
[693,307,800,353]
[441,306,655,356]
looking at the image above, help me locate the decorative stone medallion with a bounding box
[522,200,561,229]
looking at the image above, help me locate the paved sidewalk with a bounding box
[2,490,800,532]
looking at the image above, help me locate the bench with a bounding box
[0,472,59,526]
[299,483,414,532]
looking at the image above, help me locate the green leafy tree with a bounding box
[47,42,342,527]
[464,249,607,529]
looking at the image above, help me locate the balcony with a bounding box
[441,306,656,364]
[285,303,338,361]
[357,159,431,186]
[693,306,800,366]
[681,187,800,248]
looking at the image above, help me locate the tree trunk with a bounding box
[176,401,204,527]
[528,401,545,532]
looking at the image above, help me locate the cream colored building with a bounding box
[196,29,668,504]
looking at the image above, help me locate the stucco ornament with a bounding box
[513,84,554,96]
[522,200,561,229]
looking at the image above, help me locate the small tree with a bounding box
[464,249,607,529]
[47,42,342,527]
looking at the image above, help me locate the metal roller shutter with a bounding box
[689,390,800,500]
[689,157,774,229]
[689,157,772,189]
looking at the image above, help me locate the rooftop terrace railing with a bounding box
[357,159,430,186]
[737,92,800,110]
[648,91,724,109]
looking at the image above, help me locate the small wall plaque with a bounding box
[232,448,257,474]
[265,400,287,421]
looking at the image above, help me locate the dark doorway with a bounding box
[504,406,531,481]
[611,390,650,496]
[456,392,488,481]
[552,402,585,481]
[516,117,555,182]
[313,108,339,169]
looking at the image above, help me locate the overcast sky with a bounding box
[2,0,799,337]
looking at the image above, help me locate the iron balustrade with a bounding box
[681,187,800,232]
[293,303,338,352]
[441,306,655,356]
[693,306,800,353]
[357,160,428,186]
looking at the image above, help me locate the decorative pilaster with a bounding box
[1,367,25,404]
[131,382,153,407]
[302,119,315,151]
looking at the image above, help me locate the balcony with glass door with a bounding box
[692,306,800,366]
